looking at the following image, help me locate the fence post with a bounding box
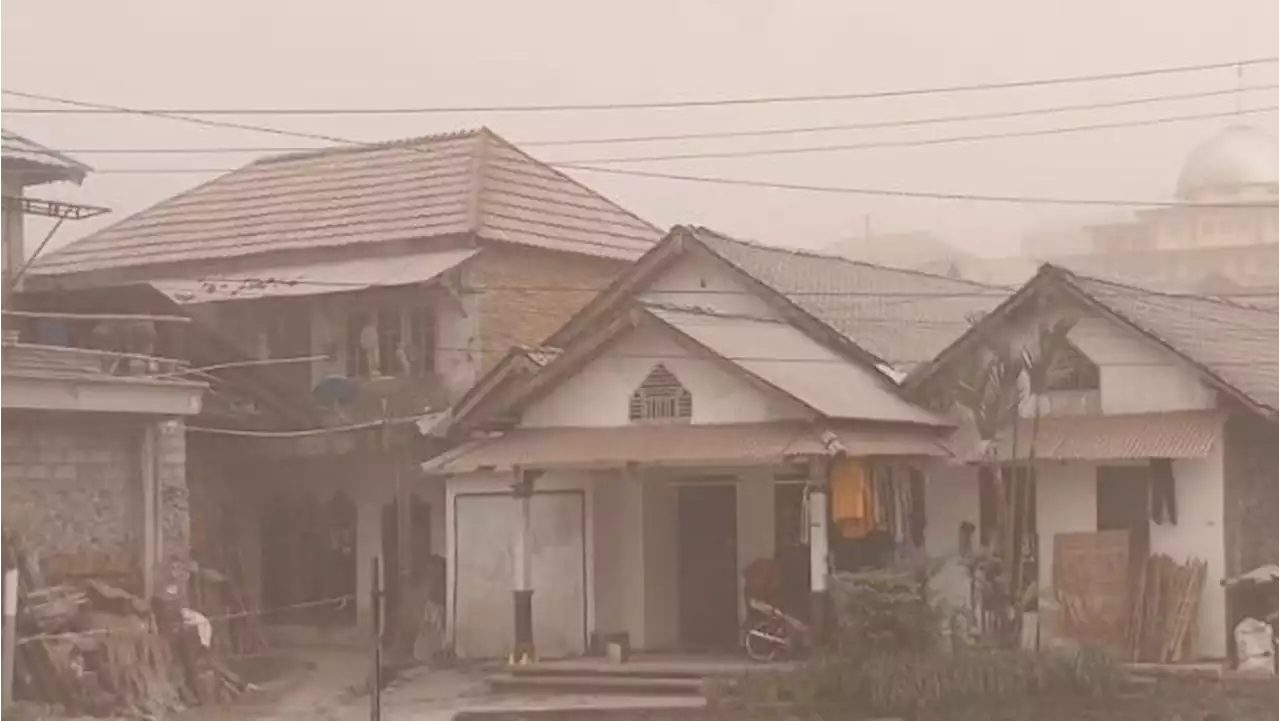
[3,566,18,702]
[370,557,382,721]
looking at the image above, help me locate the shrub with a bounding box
[779,566,1124,719]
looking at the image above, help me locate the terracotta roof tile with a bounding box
[31,129,661,279]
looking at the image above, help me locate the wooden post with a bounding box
[3,566,17,702]
[369,557,382,721]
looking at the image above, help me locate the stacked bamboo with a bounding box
[1127,554,1208,662]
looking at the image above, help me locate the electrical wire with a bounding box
[4,56,1275,114]
[6,89,1276,208]
[9,84,1276,154]
[13,106,1279,171]
[558,106,1280,165]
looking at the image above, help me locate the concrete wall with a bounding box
[641,253,779,318]
[924,464,982,557]
[1222,413,1279,578]
[1067,317,1216,415]
[445,465,796,656]
[1031,446,1228,658]
[519,324,809,429]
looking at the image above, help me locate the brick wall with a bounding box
[1,412,144,586]
[469,245,631,371]
[1222,411,1278,576]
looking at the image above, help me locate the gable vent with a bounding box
[629,364,692,423]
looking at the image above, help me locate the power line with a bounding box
[4,57,1275,115]
[6,90,1277,208]
[9,84,1276,155]
[559,106,1280,165]
[554,164,1280,208]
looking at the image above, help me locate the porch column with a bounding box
[511,468,536,663]
[807,479,830,642]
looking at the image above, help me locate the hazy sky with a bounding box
[3,0,1277,258]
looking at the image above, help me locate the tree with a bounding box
[948,319,1074,646]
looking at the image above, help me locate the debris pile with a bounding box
[4,534,254,717]
[1126,554,1207,662]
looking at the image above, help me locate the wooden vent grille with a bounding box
[629,364,692,422]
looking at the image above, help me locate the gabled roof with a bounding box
[447,298,949,437]
[545,225,1008,373]
[30,128,662,279]
[909,264,1278,419]
[1,129,91,186]
[645,303,948,426]
[690,228,1008,371]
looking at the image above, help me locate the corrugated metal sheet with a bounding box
[422,422,950,474]
[149,247,480,304]
[688,227,1008,373]
[645,303,947,426]
[30,129,661,278]
[955,410,1225,461]
[2,129,90,184]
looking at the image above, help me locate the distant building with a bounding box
[1041,124,1279,293]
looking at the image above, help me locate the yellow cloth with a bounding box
[830,458,873,539]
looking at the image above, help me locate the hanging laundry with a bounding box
[1149,458,1178,525]
[830,457,872,539]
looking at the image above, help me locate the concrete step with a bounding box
[486,672,706,696]
[505,665,708,680]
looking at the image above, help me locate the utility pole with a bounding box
[369,558,383,721]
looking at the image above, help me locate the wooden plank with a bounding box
[1053,530,1131,652]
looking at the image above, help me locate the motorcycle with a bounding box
[742,597,811,662]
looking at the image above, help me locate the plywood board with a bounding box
[1053,530,1131,651]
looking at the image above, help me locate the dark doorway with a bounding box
[381,495,433,613]
[1096,466,1151,581]
[774,483,810,620]
[677,483,739,651]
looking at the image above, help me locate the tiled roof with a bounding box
[30,128,661,278]
[1,129,90,185]
[644,303,947,426]
[1062,271,1278,412]
[688,227,1008,371]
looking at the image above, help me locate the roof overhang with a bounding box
[2,372,205,416]
[422,421,952,475]
[952,410,1224,462]
[150,247,480,304]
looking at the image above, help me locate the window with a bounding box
[628,364,692,423]
[345,307,436,379]
[1044,341,1099,392]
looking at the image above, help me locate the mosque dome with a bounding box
[1175,125,1279,200]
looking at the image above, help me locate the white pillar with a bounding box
[808,481,830,639]
[512,469,535,661]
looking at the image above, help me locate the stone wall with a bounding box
[156,420,191,595]
[1,412,144,587]
[1222,410,1279,577]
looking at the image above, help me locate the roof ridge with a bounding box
[482,131,663,236]
[250,128,485,166]
[689,225,1008,291]
[638,299,788,324]
[1047,263,1277,313]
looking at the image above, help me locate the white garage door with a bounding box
[454,492,586,659]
